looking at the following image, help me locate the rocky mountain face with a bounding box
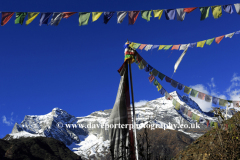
[0,137,82,160]
[3,91,236,159]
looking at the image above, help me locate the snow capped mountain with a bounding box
[4,91,236,159]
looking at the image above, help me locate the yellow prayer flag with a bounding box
[157,83,162,91]
[153,10,163,19]
[129,42,135,48]
[211,6,222,19]
[26,12,39,25]
[158,45,166,50]
[92,12,102,22]
[197,40,206,48]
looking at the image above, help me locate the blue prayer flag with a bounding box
[177,83,184,90]
[212,97,219,105]
[165,9,175,20]
[222,5,234,14]
[189,43,196,48]
[39,13,52,26]
[104,12,115,24]
[159,88,166,95]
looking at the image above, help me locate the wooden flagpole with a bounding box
[128,60,139,160]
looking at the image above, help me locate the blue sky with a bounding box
[1,0,240,138]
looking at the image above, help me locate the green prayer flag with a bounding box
[191,113,196,120]
[206,38,215,45]
[138,60,144,70]
[175,101,180,110]
[190,89,198,97]
[152,69,159,77]
[15,12,27,25]
[184,86,192,94]
[200,7,210,21]
[141,10,152,21]
[158,72,165,81]
[79,12,91,26]
[219,99,228,107]
[133,43,141,49]
[164,45,173,50]
[172,99,177,106]
[153,79,159,86]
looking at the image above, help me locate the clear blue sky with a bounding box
[1,0,240,138]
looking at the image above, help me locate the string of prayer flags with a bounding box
[50,13,63,26]
[222,5,234,14]
[15,12,27,25]
[197,40,206,48]
[184,7,197,13]
[206,38,215,45]
[92,12,102,22]
[215,35,224,44]
[62,12,77,19]
[165,9,175,20]
[117,11,127,23]
[234,4,240,15]
[39,13,52,26]
[176,8,186,21]
[128,11,140,25]
[153,10,163,19]
[104,12,115,24]
[1,12,14,26]
[200,7,210,20]
[211,6,222,19]
[26,12,39,25]
[141,10,152,21]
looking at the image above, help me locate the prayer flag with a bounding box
[138,61,144,70]
[129,43,135,49]
[153,10,163,19]
[188,110,192,117]
[175,102,180,110]
[39,13,52,26]
[199,7,210,20]
[233,101,239,107]
[145,64,153,72]
[180,105,185,113]
[190,89,198,97]
[133,43,141,50]
[117,11,127,24]
[164,45,172,50]
[139,44,147,50]
[184,86,192,94]
[151,45,159,51]
[92,12,103,22]
[171,80,178,88]
[176,8,186,21]
[135,54,142,63]
[128,11,140,25]
[152,69,159,77]
[219,99,228,106]
[62,12,77,19]
[50,13,63,26]
[153,79,158,86]
[215,35,224,44]
[144,45,153,51]
[225,32,235,38]
[158,45,166,50]
[148,75,155,83]
[141,10,152,21]
[104,12,115,24]
[198,92,206,100]
[26,12,39,25]
[177,83,184,90]
[174,46,188,73]
[159,88,166,95]
[179,44,188,50]
[142,60,147,68]
[212,97,219,105]
[79,12,91,26]
[206,119,209,127]
[172,99,177,106]
[206,38,215,45]
[171,45,180,50]
[1,12,14,26]
[158,72,165,81]
[234,3,240,15]
[214,122,218,128]
[192,113,196,120]
[165,9,175,20]
[165,76,172,83]
[235,30,240,34]
[184,107,188,115]
[15,12,27,25]
[165,92,171,100]
[157,83,162,91]
[197,40,206,48]
[222,5,234,14]
[211,6,222,19]
[196,115,200,122]
[184,7,197,13]
[189,43,196,48]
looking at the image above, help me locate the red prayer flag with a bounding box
[206,120,209,127]
[184,7,198,13]
[62,12,77,19]
[139,44,147,50]
[1,12,14,26]
[171,45,180,50]
[215,35,224,44]
[128,11,140,25]
[148,75,155,83]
